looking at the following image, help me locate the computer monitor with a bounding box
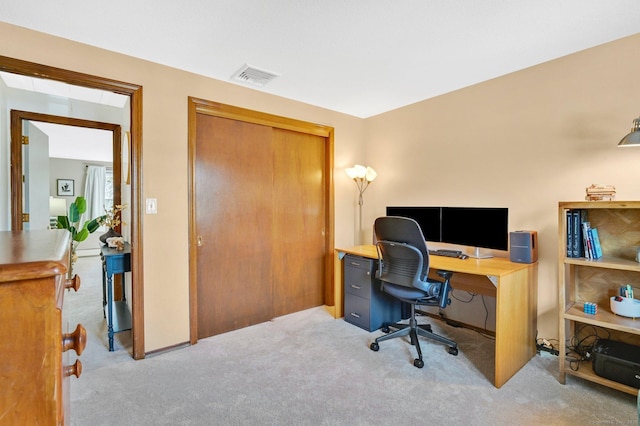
[385,206,441,242]
[385,206,509,258]
[441,207,509,257]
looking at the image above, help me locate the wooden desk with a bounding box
[101,243,132,351]
[334,245,538,388]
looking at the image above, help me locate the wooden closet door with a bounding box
[195,115,274,338]
[272,129,325,316]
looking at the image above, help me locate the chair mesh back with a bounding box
[374,216,430,280]
[377,242,423,289]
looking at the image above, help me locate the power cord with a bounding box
[565,324,610,371]
[536,336,559,356]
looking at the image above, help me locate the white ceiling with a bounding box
[1,1,639,118]
[30,122,113,163]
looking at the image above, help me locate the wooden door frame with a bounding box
[1,55,145,360]
[187,97,335,344]
[10,110,123,230]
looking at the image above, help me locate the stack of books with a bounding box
[565,209,603,259]
[585,184,616,201]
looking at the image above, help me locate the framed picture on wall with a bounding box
[57,179,74,196]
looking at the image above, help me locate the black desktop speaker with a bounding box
[509,231,538,264]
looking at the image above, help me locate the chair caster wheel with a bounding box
[381,326,390,333]
[448,346,459,356]
[413,359,424,368]
[370,342,379,352]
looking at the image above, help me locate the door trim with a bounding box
[0,55,145,359]
[11,110,123,231]
[187,97,335,344]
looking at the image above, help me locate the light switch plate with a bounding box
[146,198,157,214]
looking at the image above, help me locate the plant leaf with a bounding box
[74,196,87,215]
[87,216,104,234]
[75,227,89,242]
[57,215,70,230]
[69,202,80,223]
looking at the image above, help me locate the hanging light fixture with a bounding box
[618,117,640,147]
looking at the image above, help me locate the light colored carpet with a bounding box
[68,256,637,425]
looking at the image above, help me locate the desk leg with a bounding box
[493,266,537,387]
[107,273,114,352]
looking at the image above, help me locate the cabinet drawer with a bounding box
[344,294,371,331]
[344,255,374,299]
[103,253,131,275]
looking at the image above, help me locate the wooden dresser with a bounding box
[0,230,86,425]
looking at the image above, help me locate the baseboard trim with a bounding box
[145,341,190,358]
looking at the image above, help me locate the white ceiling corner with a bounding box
[0,1,639,118]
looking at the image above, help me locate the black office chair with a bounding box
[369,216,458,368]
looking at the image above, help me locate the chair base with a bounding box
[370,307,458,368]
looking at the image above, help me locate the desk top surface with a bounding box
[337,245,534,277]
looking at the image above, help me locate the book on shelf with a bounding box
[566,210,573,257]
[581,221,593,259]
[590,227,603,259]
[571,210,586,258]
[566,209,604,259]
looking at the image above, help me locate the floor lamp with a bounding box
[345,164,377,245]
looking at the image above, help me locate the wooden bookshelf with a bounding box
[558,201,640,395]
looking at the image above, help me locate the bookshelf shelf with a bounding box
[565,303,640,335]
[564,361,639,395]
[558,201,640,396]
[564,256,640,272]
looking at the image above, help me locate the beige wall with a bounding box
[364,33,640,338]
[2,20,639,350]
[0,22,365,352]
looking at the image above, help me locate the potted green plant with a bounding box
[56,196,104,274]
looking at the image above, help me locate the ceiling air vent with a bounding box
[232,64,279,87]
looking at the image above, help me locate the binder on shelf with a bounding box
[572,210,580,257]
[566,210,573,257]
[572,210,584,258]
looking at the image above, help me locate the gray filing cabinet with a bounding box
[343,254,402,331]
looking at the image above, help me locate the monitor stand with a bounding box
[469,247,493,259]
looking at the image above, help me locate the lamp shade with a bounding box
[49,197,67,216]
[618,117,640,147]
[345,164,377,181]
[364,167,377,182]
[345,164,367,179]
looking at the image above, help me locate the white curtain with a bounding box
[83,166,106,224]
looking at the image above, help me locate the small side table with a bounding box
[100,243,131,351]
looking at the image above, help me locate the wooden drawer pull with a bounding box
[62,324,87,356]
[64,360,82,378]
[65,275,81,292]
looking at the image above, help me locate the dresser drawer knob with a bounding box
[349,312,361,318]
[64,359,83,378]
[65,274,81,292]
[62,324,87,355]
[350,285,361,290]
